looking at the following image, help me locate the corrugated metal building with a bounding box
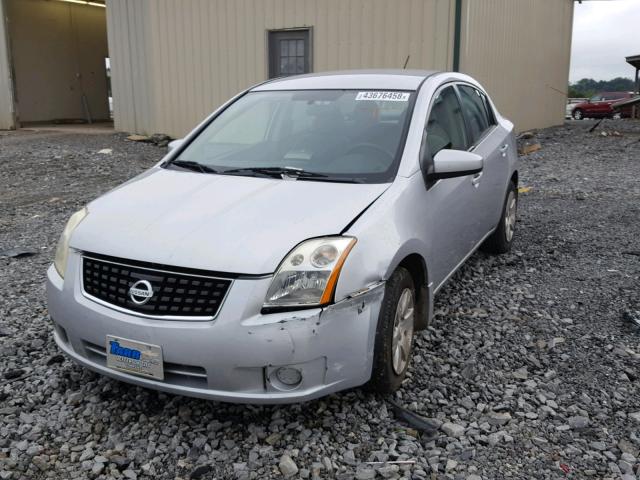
[0,0,574,135]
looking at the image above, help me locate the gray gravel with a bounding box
[1,120,639,479]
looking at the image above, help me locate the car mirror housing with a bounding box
[168,139,184,152]
[431,149,483,180]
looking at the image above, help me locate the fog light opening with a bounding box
[276,367,302,386]
[268,366,303,391]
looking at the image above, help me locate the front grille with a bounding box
[81,255,232,319]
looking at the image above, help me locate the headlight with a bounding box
[54,207,88,278]
[263,237,356,309]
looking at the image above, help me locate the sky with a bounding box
[570,0,639,82]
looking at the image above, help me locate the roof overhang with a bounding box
[626,55,640,70]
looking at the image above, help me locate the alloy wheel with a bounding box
[505,191,517,242]
[391,288,414,375]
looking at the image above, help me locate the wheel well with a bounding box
[510,170,518,188]
[397,254,429,330]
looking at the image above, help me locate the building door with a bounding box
[4,0,109,126]
[268,30,311,79]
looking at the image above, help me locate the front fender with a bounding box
[335,176,431,297]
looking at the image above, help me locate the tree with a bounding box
[568,77,635,98]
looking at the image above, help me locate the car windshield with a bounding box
[169,89,415,183]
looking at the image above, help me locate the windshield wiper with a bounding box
[221,166,330,180]
[170,163,362,183]
[222,167,365,183]
[170,160,219,174]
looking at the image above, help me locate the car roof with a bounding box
[251,69,440,92]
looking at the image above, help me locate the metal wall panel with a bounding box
[106,0,455,137]
[460,0,574,131]
[0,0,15,129]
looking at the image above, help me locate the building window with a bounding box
[268,29,311,78]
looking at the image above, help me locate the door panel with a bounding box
[426,176,479,288]
[469,127,510,232]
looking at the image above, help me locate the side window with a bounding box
[458,85,492,145]
[424,86,468,160]
[479,90,497,126]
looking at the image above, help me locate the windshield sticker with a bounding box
[355,91,410,102]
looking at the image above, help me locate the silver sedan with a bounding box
[47,70,518,403]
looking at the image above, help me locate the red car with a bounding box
[571,92,634,120]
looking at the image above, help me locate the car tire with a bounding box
[481,181,517,254]
[367,267,416,394]
[572,108,584,120]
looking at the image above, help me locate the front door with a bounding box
[421,85,481,288]
[587,94,609,117]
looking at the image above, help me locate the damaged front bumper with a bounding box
[46,255,384,404]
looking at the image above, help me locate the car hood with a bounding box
[71,168,389,274]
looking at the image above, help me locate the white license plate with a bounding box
[106,335,164,380]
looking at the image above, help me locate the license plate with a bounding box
[106,335,164,380]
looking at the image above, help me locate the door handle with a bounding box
[499,143,509,157]
[471,171,483,187]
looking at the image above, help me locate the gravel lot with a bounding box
[1,120,639,480]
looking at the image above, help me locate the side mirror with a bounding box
[432,149,483,179]
[168,139,184,152]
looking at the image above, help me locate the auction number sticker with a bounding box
[355,91,410,102]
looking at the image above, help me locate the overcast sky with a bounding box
[570,0,639,82]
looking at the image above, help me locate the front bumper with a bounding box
[46,253,384,404]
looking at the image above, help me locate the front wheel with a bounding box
[367,267,416,394]
[572,108,584,120]
[481,181,517,254]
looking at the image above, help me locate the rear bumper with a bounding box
[46,254,384,404]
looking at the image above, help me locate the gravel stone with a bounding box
[568,415,590,430]
[376,464,400,478]
[278,454,298,477]
[487,412,512,426]
[31,456,49,472]
[445,459,458,471]
[441,422,465,437]
[355,467,376,480]
[190,464,212,479]
[1,121,639,479]
[628,412,640,423]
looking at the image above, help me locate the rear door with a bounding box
[456,84,510,238]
